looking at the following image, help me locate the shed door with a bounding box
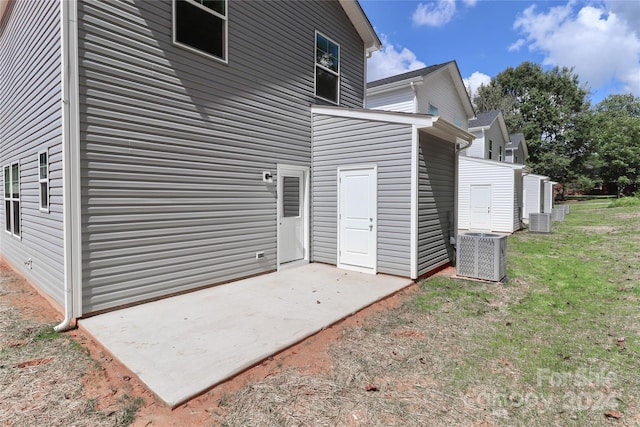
[338,166,377,273]
[470,185,492,230]
[278,167,307,265]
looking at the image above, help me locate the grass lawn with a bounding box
[221,199,640,426]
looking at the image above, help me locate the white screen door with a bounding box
[338,166,376,273]
[470,185,492,230]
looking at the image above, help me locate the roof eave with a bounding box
[338,0,381,56]
[366,76,424,95]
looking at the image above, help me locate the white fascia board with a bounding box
[460,156,525,170]
[366,76,424,96]
[430,117,475,143]
[497,114,510,142]
[338,0,381,56]
[311,105,435,127]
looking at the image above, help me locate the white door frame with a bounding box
[337,164,377,274]
[276,164,309,269]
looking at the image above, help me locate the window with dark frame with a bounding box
[315,32,340,104]
[39,151,49,212]
[174,0,227,61]
[4,162,20,237]
[488,140,493,160]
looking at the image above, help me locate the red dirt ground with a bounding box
[2,260,445,425]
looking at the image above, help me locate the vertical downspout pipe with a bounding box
[453,137,473,262]
[55,0,78,332]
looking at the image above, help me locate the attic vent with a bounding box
[529,213,552,233]
[551,207,565,221]
[456,233,507,282]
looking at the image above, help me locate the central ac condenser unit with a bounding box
[456,233,507,282]
[551,207,565,221]
[529,213,552,233]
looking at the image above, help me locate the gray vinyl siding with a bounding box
[417,135,455,276]
[312,114,413,277]
[366,87,416,113]
[78,0,366,313]
[0,0,65,305]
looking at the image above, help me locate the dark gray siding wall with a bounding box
[0,0,65,304]
[417,134,455,276]
[312,114,413,277]
[514,170,523,231]
[78,0,366,313]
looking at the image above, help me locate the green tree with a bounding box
[473,62,590,194]
[591,94,640,196]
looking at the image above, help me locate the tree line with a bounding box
[474,61,640,197]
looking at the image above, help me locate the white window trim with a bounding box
[4,161,21,238]
[315,30,340,105]
[172,0,228,64]
[39,149,50,213]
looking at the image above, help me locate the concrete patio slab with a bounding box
[79,263,411,407]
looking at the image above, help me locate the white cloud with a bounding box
[463,71,492,99]
[508,38,525,52]
[412,0,457,27]
[512,2,640,97]
[367,35,426,82]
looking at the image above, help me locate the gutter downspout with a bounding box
[453,136,473,263]
[56,0,81,332]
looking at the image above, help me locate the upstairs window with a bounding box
[429,104,439,116]
[499,146,503,162]
[488,139,493,160]
[39,150,49,212]
[4,162,20,237]
[315,32,340,104]
[174,0,227,62]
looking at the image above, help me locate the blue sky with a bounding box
[361,0,640,105]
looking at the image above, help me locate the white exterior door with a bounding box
[338,166,377,273]
[278,166,307,266]
[470,185,492,230]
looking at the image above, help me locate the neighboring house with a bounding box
[465,111,508,161]
[506,133,529,165]
[523,173,550,222]
[366,61,475,130]
[364,62,480,240]
[1,0,472,324]
[457,110,526,234]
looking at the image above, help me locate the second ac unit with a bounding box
[529,212,552,233]
[551,207,565,221]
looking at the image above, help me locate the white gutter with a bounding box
[452,135,473,254]
[56,0,81,332]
